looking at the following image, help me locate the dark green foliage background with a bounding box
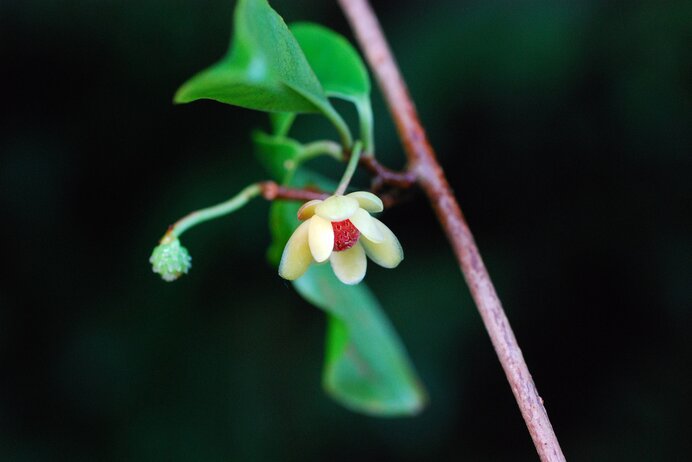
[2,0,691,460]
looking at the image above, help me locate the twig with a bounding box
[338,1,566,460]
[359,155,416,189]
[259,181,328,202]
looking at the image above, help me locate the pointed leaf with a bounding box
[294,264,427,416]
[290,22,370,99]
[291,22,374,150]
[175,0,328,113]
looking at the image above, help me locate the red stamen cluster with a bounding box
[332,219,360,251]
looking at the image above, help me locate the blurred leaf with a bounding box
[252,130,302,182]
[269,112,296,137]
[175,0,328,113]
[267,199,300,266]
[294,264,427,416]
[253,130,341,186]
[254,133,307,265]
[291,22,374,150]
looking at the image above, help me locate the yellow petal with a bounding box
[360,217,403,268]
[278,221,312,280]
[346,191,384,213]
[330,242,367,285]
[308,215,334,262]
[297,199,322,221]
[315,195,359,221]
[349,208,384,243]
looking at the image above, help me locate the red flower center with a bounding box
[332,219,360,251]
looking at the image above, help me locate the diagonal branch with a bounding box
[338,1,566,460]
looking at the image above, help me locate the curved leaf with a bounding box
[175,0,327,113]
[290,22,370,99]
[294,264,427,416]
[291,22,374,151]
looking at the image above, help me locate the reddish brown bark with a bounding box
[358,155,416,189]
[338,1,566,460]
[259,181,328,202]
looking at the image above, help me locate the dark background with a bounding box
[2,0,691,460]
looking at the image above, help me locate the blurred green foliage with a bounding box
[1,0,691,461]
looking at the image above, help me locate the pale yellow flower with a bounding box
[279,191,404,285]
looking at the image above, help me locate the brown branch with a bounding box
[338,1,566,461]
[261,180,412,211]
[260,157,415,208]
[259,181,328,202]
[359,155,416,189]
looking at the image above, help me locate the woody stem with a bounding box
[338,1,566,461]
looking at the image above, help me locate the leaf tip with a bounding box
[173,85,193,105]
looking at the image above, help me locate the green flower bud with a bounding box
[150,236,192,282]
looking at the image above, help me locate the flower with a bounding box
[278,191,403,285]
[150,236,192,281]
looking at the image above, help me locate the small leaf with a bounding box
[175,0,328,113]
[253,131,341,185]
[294,264,427,416]
[252,131,302,182]
[257,138,312,266]
[291,22,374,151]
[290,22,370,99]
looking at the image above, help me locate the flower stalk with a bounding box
[335,141,363,195]
[302,140,344,162]
[167,183,263,239]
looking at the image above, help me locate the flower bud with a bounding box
[150,236,192,282]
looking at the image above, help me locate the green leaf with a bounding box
[269,112,296,137]
[291,22,374,151]
[267,199,300,266]
[294,264,427,416]
[252,130,302,183]
[290,22,370,99]
[253,131,342,185]
[175,0,328,113]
